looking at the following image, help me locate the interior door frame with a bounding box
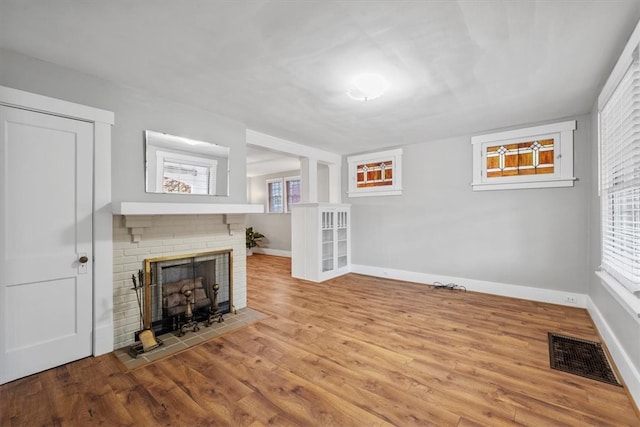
[0,85,115,356]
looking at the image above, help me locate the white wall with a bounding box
[0,48,248,204]
[346,114,591,298]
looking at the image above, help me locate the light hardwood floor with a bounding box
[1,254,638,426]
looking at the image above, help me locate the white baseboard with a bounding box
[351,264,587,308]
[587,297,640,409]
[254,248,291,258]
[93,323,114,356]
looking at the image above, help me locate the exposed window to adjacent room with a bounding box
[285,176,301,212]
[266,176,300,213]
[266,178,283,213]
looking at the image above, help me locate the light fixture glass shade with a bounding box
[348,73,389,101]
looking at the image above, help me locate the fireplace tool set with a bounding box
[178,287,199,336]
[179,282,224,336]
[128,270,162,358]
[129,268,225,357]
[207,283,224,325]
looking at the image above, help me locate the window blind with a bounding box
[600,59,640,295]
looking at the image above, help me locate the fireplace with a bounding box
[143,250,233,337]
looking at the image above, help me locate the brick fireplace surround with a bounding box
[112,214,247,349]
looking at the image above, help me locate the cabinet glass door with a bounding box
[336,210,348,268]
[321,211,334,272]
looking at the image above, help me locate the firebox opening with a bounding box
[142,249,233,338]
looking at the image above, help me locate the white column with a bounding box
[327,163,341,203]
[300,157,318,203]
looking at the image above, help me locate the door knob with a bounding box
[79,256,89,264]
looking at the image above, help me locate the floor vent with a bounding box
[548,333,621,386]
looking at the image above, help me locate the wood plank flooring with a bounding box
[1,254,638,426]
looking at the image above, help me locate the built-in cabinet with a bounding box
[291,203,351,282]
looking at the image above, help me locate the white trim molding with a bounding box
[587,297,640,408]
[471,120,577,191]
[247,129,342,203]
[115,211,252,242]
[253,248,291,258]
[351,264,587,308]
[0,85,115,356]
[0,85,114,124]
[596,270,640,320]
[347,148,403,197]
[113,202,263,215]
[598,21,640,110]
[246,129,341,165]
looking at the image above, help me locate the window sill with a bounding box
[472,177,576,191]
[596,270,640,320]
[347,189,403,198]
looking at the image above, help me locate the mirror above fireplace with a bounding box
[145,130,230,196]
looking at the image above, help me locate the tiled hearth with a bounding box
[112,214,248,349]
[113,307,267,370]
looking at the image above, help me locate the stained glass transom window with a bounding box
[471,120,575,191]
[356,161,394,188]
[485,139,555,178]
[347,148,403,197]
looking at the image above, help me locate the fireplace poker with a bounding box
[131,273,143,331]
[131,270,161,353]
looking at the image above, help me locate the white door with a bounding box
[0,106,93,384]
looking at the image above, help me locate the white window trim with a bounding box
[284,175,300,213]
[347,148,403,197]
[153,149,217,194]
[266,177,284,213]
[595,20,640,318]
[471,120,576,191]
[596,271,640,321]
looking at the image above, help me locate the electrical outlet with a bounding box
[564,295,578,304]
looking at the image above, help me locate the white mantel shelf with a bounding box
[113,202,264,242]
[113,202,264,216]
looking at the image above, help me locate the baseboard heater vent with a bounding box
[548,333,621,386]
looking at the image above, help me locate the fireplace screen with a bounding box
[144,250,232,335]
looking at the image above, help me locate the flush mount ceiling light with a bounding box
[347,73,389,101]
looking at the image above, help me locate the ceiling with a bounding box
[1,1,639,159]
